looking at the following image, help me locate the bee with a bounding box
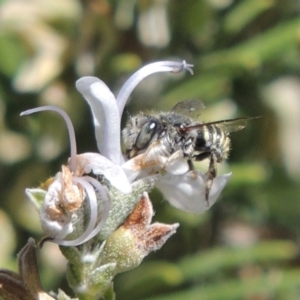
[122,100,258,202]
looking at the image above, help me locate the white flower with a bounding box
[76,60,231,214]
[21,106,128,246]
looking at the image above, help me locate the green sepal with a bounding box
[98,176,157,241]
[25,188,47,210]
[87,263,117,295]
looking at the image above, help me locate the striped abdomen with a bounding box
[195,125,231,162]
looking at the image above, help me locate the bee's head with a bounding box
[122,114,161,158]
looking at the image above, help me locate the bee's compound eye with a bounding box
[135,120,158,150]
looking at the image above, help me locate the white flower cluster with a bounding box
[22,61,230,246]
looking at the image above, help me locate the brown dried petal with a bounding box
[124,193,179,255]
[61,165,84,211]
[122,192,153,230]
[139,222,179,253]
[46,202,64,220]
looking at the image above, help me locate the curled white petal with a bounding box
[116,60,194,116]
[156,171,231,213]
[76,77,123,165]
[52,176,110,246]
[20,106,77,172]
[75,153,132,194]
[76,176,110,243]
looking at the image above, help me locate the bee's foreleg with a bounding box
[205,152,217,206]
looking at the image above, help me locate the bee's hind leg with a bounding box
[187,159,194,171]
[194,152,217,206]
[205,152,217,206]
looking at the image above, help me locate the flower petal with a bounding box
[75,153,132,194]
[52,176,110,246]
[21,106,78,173]
[76,77,123,165]
[164,156,189,175]
[155,171,231,213]
[76,176,110,243]
[116,60,194,116]
[121,153,189,185]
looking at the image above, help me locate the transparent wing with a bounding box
[183,117,260,133]
[172,99,205,118]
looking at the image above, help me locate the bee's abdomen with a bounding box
[195,125,230,162]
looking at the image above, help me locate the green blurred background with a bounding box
[1,0,300,299]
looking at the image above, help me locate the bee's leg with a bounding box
[187,159,194,171]
[205,153,217,205]
[194,152,215,205]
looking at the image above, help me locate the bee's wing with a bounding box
[172,99,205,118]
[184,117,260,133]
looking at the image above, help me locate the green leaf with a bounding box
[177,241,297,280]
[160,72,231,108]
[199,19,300,71]
[116,261,182,298]
[0,34,25,77]
[144,269,300,300]
[223,0,275,35]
